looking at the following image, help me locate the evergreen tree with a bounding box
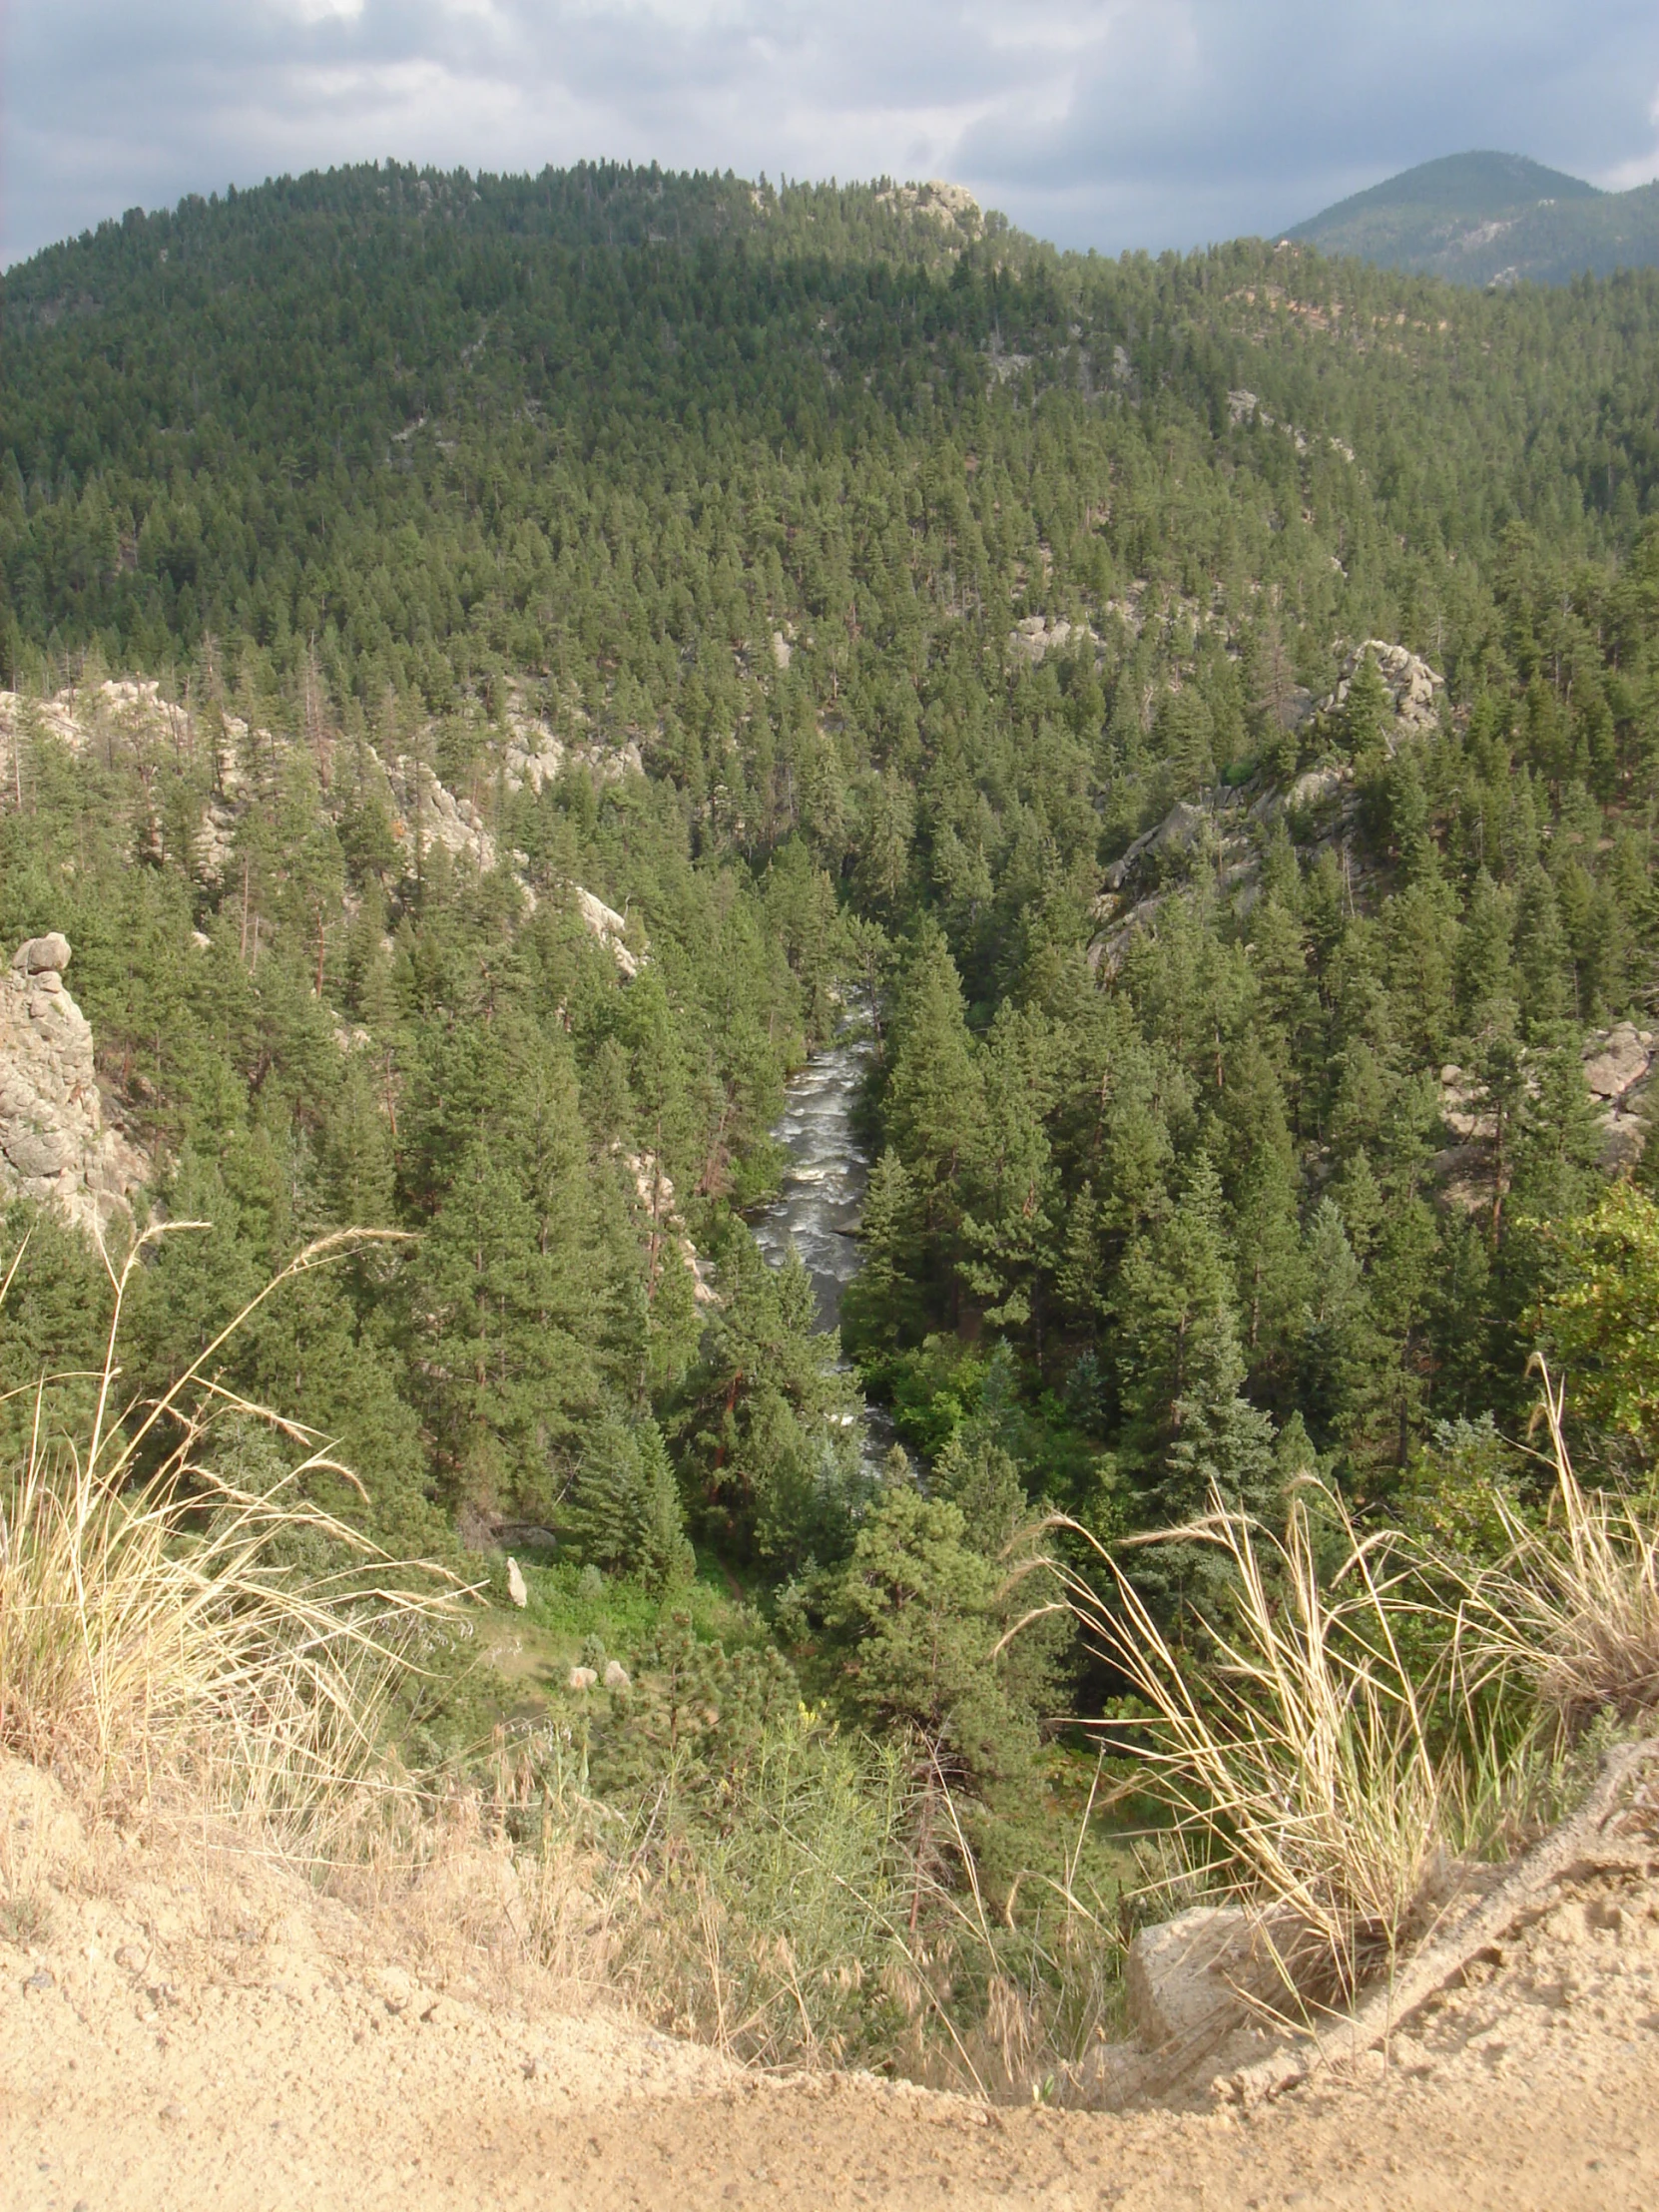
[830,1485,1034,1799]
[561,1410,695,1591]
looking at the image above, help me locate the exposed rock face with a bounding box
[1256,763,1351,826]
[500,696,643,797]
[1085,639,1444,970]
[1087,893,1164,977]
[1434,1022,1656,1195]
[623,1148,718,1305]
[1320,640,1444,739]
[1583,1021,1654,1172]
[1102,800,1210,892]
[0,682,646,982]
[1582,1021,1655,1107]
[0,937,148,1238]
[576,888,641,980]
[385,755,498,871]
[1008,615,1098,664]
[873,179,982,235]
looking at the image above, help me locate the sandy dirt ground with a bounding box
[5,1755,1659,2212]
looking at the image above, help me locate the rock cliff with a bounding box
[0,935,148,1239]
[0,681,646,977]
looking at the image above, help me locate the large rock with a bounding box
[1255,763,1353,828]
[574,887,641,979]
[1125,1905,1251,2047]
[0,936,148,1238]
[1434,1024,1658,1205]
[1009,615,1098,665]
[1320,640,1443,741]
[1102,800,1211,892]
[1582,1022,1655,1104]
[12,932,72,977]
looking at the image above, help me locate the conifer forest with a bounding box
[8,163,1659,2038]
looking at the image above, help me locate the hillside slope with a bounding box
[1289,150,1659,285]
[6,1754,1659,2210]
[7,164,1659,2108]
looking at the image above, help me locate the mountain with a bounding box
[10,156,1659,2131]
[1288,150,1659,285]
[6,164,1659,2065]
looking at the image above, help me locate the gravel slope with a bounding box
[6,1756,1658,2212]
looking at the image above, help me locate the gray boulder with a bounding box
[11,932,72,977]
[1582,1022,1655,1104]
[1125,1905,1251,2047]
[0,935,148,1236]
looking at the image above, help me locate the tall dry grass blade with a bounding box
[1035,1482,1464,2016]
[0,1222,460,1840]
[1459,1357,1659,1736]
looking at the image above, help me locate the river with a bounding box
[751,1019,874,1331]
[750,1014,893,1465]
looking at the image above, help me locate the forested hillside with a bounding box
[5,158,1659,1907]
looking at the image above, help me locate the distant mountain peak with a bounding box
[1286,151,1659,287]
[1290,153,1599,238]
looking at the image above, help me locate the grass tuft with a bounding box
[1459,1358,1659,1740]
[1033,1481,1470,2021]
[0,1222,459,1834]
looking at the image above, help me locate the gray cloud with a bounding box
[7,1,1659,266]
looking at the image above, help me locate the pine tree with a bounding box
[1137,1297,1281,1619]
[1296,1197,1376,1446]
[1341,646,1394,761]
[829,1485,1033,1799]
[1113,1154,1234,1464]
[561,1411,694,1591]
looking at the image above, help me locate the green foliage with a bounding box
[559,1412,695,1592]
[7,155,1659,1926]
[674,1235,866,1572]
[1541,1186,1659,1477]
[829,1483,1037,1799]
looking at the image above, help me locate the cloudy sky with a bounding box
[7,1,1659,267]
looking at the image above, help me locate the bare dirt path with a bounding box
[6,1757,1659,2212]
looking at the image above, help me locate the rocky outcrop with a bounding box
[1226,392,1357,465]
[1088,797,1250,974]
[500,695,643,797]
[0,936,148,1239]
[1435,1021,1656,1196]
[1008,615,1099,664]
[1320,640,1443,740]
[623,1149,717,1305]
[1086,640,1445,970]
[873,179,982,236]
[576,889,641,980]
[385,755,498,871]
[0,683,646,981]
[1102,800,1211,893]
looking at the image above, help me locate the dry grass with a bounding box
[1029,1482,1469,2021]
[1459,1358,1659,1740]
[1021,1362,1659,2039]
[0,1222,460,1837]
[459,1718,1125,2101]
